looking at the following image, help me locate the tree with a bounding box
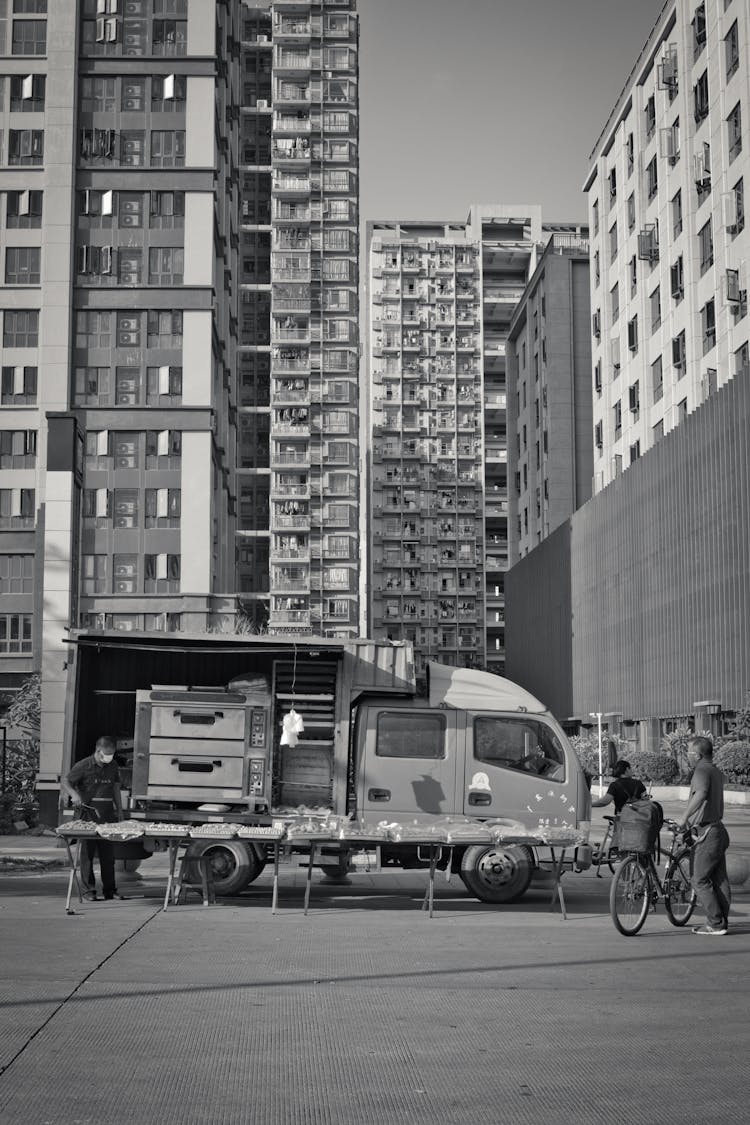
[1,673,41,740]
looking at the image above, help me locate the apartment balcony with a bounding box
[484,287,525,306]
[270,545,310,562]
[485,554,508,572]
[270,609,312,627]
[456,285,477,301]
[272,421,310,438]
[484,340,506,357]
[275,85,311,107]
[271,574,309,593]
[274,48,312,73]
[271,448,310,468]
[272,354,310,375]
[485,392,507,409]
[272,324,310,342]
[273,175,311,195]
[272,512,311,530]
[273,203,311,223]
[485,448,507,464]
[272,144,311,166]
[273,381,309,403]
[273,16,312,41]
[401,335,422,352]
[271,481,310,499]
[273,113,311,134]
[456,336,477,352]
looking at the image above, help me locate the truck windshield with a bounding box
[473,716,565,781]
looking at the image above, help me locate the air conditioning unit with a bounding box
[257,99,270,110]
[115,580,135,593]
[117,392,137,405]
[115,515,136,528]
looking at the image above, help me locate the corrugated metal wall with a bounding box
[507,374,750,723]
[505,521,572,717]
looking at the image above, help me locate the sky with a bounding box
[358,0,665,225]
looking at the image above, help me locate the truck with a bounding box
[61,629,592,903]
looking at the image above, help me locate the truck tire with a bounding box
[460,844,533,904]
[184,840,265,897]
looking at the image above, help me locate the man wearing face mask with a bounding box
[61,735,123,902]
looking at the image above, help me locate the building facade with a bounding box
[238,0,360,639]
[585,0,750,494]
[0,0,359,807]
[506,233,593,564]
[365,208,586,680]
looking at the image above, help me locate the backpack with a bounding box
[615,798,664,853]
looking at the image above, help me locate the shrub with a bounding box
[714,741,750,785]
[569,734,622,780]
[627,750,679,785]
[660,725,712,783]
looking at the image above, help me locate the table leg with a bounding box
[303,843,316,916]
[164,840,179,911]
[64,838,82,913]
[428,845,439,918]
[271,841,280,915]
[548,847,568,919]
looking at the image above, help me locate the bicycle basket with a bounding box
[614,799,663,852]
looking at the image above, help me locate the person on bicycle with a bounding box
[591,759,646,813]
[679,736,730,936]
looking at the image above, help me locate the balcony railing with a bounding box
[270,609,311,625]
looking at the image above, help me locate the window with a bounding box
[610,282,619,324]
[652,355,664,402]
[0,553,33,593]
[8,129,43,164]
[608,167,617,204]
[692,3,706,58]
[144,553,180,592]
[474,716,565,781]
[11,19,46,55]
[0,614,32,653]
[629,441,641,464]
[627,315,638,353]
[81,554,107,595]
[146,365,182,403]
[653,420,664,443]
[3,309,38,347]
[594,420,603,450]
[0,487,34,528]
[677,397,688,423]
[626,132,634,175]
[150,130,185,167]
[701,299,716,353]
[73,366,109,405]
[645,94,656,139]
[670,256,684,301]
[6,189,42,228]
[725,20,739,79]
[0,429,36,467]
[1,365,36,403]
[650,286,661,332]
[79,76,116,113]
[629,254,637,296]
[628,381,640,413]
[145,488,181,527]
[694,70,709,123]
[153,18,188,56]
[148,247,183,285]
[375,711,446,759]
[76,309,112,349]
[82,488,110,524]
[9,73,45,111]
[627,193,635,232]
[728,102,742,162]
[592,199,599,234]
[594,360,602,394]
[147,309,182,346]
[609,221,618,261]
[13,0,48,10]
[146,429,181,465]
[671,189,682,238]
[614,399,622,434]
[646,153,658,201]
[151,74,186,110]
[149,190,184,228]
[5,246,40,284]
[698,218,713,274]
[734,340,749,376]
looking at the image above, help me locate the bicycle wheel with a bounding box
[664,856,697,926]
[610,855,650,935]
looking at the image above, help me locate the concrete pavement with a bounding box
[0,804,749,1124]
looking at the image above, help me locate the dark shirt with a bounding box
[607,777,647,814]
[67,754,119,821]
[689,759,724,824]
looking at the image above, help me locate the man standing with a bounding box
[680,736,730,936]
[61,735,123,902]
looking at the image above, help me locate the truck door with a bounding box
[461,712,576,830]
[359,706,458,821]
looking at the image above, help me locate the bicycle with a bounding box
[609,819,697,936]
[591,814,617,876]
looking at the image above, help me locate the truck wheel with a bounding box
[460,844,533,904]
[184,840,265,897]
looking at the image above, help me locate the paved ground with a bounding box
[1,805,749,1125]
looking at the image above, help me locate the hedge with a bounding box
[714,741,750,785]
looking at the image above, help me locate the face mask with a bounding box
[98,753,114,764]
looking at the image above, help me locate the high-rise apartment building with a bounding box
[0,0,358,808]
[365,207,573,679]
[238,0,360,639]
[507,233,593,563]
[585,0,750,494]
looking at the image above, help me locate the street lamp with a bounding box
[589,711,603,797]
